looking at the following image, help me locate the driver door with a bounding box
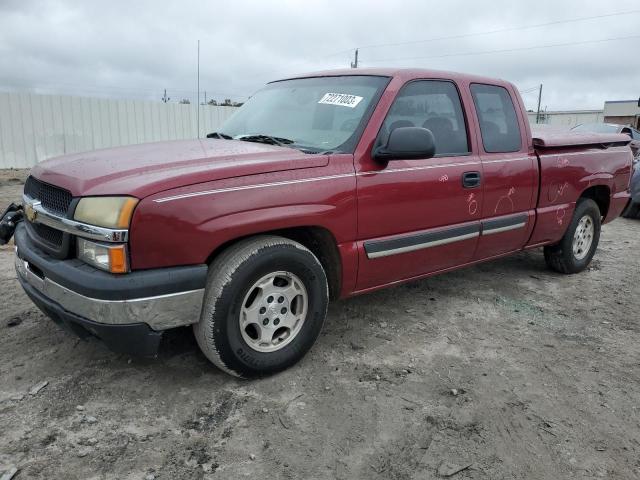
[355,79,483,291]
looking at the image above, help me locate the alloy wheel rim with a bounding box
[239,271,308,353]
[572,215,594,261]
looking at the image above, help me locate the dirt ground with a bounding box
[1,169,639,480]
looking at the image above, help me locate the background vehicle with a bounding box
[572,122,640,161]
[622,166,640,218]
[6,68,633,377]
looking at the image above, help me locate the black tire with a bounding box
[194,235,329,378]
[544,198,601,274]
[622,200,640,219]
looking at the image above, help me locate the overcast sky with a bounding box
[0,0,637,111]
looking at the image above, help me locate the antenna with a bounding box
[197,39,200,138]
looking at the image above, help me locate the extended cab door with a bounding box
[469,83,537,260]
[355,79,483,291]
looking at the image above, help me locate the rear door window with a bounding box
[470,84,522,153]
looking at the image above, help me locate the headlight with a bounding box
[74,197,138,229]
[77,238,128,273]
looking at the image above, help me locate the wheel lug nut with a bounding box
[259,307,266,314]
[263,318,269,326]
[281,307,287,314]
[278,296,285,303]
[274,318,280,325]
[267,296,274,303]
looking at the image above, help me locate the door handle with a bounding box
[462,171,481,188]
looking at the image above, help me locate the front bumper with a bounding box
[14,223,207,355]
[17,272,164,357]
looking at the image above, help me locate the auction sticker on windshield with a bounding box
[318,93,363,108]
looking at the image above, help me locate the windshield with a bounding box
[217,75,389,153]
[572,123,619,134]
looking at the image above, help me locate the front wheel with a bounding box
[544,198,601,274]
[194,236,329,378]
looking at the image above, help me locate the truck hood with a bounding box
[31,139,328,198]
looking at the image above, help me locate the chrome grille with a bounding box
[24,176,72,216]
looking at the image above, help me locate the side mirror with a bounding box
[373,127,436,161]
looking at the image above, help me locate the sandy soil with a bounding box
[1,169,639,479]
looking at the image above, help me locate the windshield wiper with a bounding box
[206,132,233,139]
[235,134,294,147]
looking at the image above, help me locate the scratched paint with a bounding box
[548,181,570,203]
[494,187,516,214]
[466,193,478,216]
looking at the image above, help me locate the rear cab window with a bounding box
[470,84,522,153]
[380,80,470,157]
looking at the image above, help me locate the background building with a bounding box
[529,99,640,129]
[527,109,603,128]
[0,92,237,169]
[603,100,640,129]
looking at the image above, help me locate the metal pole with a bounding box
[197,39,200,138]
[535,84,543,124]
[351,49,359,68]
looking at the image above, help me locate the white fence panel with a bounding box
[0,92,238,168]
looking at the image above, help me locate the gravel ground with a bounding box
[1,169,639,479]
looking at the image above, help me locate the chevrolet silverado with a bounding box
[1,68,633,377]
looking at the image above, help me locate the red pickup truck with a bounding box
[4,68,633,378]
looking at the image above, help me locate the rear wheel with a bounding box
[544,198,601,274]
[194,236,329,378]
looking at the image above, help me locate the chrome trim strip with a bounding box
[482,222,526,235]
[367,232,479,259]
[23,196,128,243]
[542,150,612,157]
[151,157,532,203]
[153,173,355,203]
[15,255,204,330]
[482,156,531,164]
[358,158,529,176]
[357,161,478,176]
[153,161,494,203]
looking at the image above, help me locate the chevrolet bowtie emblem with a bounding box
[24,203,38,223]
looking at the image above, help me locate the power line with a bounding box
[364,33,640,64]
[324,8,640,56]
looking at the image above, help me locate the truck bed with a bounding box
[532,130,631,149]
[527,130,633,247]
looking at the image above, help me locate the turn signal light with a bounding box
[77,238,129,274]
[108,245,128,274]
